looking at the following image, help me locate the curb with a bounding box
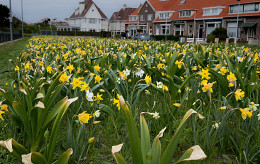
[0,38,24,46]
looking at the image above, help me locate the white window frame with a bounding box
[229,3,260,14]
[140,15,145,21]
[160,24,171,35]
[179,10,191,18]
[89,18,97,24]
[147,14,153,21]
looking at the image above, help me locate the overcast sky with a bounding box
[0,0,145,23]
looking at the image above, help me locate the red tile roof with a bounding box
[70,0,107,19]
[125,5,142,24]
[109,8,136,21]
[154,0,260,21]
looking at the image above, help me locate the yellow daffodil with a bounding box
[240,108,252,120]
[1,105,8,112]
[80,82,89,92]
[144,75,152,85]
[89,137,95,144]
[234,89,245,101]
[0,110,5,120]
[94,65,101,72]
[219,106,228,110]
[14,66,19,72]
[220,67,227,75]
[227,72,237,87]
[67,64,74,73]
[59,72,69,83]
[199,68,210,80]
[94,92,103,102]
[95,75,102,84]
[173,103,181,107]
[70,78,83,89]
[175,60,183,69]
[78,111,92,124]
[46,65,52,73]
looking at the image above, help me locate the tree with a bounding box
[0,4,10,28]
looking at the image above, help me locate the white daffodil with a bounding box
[153,112,160,120]
[257,113,260,121]
[123,69,131,77]
[249,102,259,111]
[136,69,144,78]
[94,110,100,118]
[237,57,244,62]
[86,90,94,102]
[156,81,163,88]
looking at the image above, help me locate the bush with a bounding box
[57,31,111,38]
[151,35,181,41]
[207,28,228,41]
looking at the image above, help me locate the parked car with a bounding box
[131,33,151,40]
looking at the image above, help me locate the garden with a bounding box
[0,36,259,163]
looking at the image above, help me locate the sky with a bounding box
[0,0,145,23]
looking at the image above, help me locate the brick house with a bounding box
[109,4,136,37]
[125,5,141,37]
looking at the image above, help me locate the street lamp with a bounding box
[235,0,241,44]
[9,0,13,41]
[21,0,24,38]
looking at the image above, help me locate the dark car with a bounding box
[131,33,151,40]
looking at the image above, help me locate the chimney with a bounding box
[123,4,127,10]
[79,1,85,14]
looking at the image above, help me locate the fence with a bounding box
[0,33,23,43]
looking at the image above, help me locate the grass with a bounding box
[0,37,30,86]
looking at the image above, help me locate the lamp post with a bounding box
[193,9,197,43]
[235,0,241,44]
[21,0,24,38]
[9,0,13,41]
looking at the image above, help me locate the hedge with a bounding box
[57,31,111,38]
[151,35,181,41]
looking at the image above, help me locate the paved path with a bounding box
[0,38,23,46]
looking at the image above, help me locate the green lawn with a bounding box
[0,38,29,86]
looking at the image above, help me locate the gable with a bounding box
[85,4,102,18]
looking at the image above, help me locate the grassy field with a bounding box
[0,38,29,86]
[0,36,259,163]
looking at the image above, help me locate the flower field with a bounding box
[0,36,260,163]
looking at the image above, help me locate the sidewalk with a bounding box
[0,38,23,46]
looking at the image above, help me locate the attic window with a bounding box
[146,4,148,7]
[92,9,94,12]
[179,0,186,5]
[145,10,148,12]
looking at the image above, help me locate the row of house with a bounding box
[124,0,260,43]
[55,0,260,43]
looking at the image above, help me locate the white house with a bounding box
[68,0,108,32]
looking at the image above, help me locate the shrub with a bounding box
[207,28,228,41]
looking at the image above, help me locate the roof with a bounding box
[109,7,136,21]
[70,0,107,19]
[125,5,142,24]
[160,0,260,21]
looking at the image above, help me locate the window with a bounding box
[248,28,254,38]
[140,15,145,21]
[230,3,260,13]
[89,18,96,24]
[130,16,137,21]
[179,10,191,17]
[159,12,170,19]
[147,14,153,21]
[227,22,241,38]
[188,25,193,36]
[203,8,222,16]
[140,26,147,33]
[174,24,184,35]
[161,25,170,35]
[89,29,96,32]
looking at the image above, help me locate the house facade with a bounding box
[68,0,108,32]
[125,0,260,44]
[109,4,136,37]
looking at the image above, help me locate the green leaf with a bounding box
[0,88,14,106]
[160,109,204,164]
[140,113,151,164]
[31,152,48,164]
[55,148,73,164]
[151,128,166,164]
[119,96,143,164]
[47,97,78,163]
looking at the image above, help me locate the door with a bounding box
[156,25,160,35]
[198,24,203,38]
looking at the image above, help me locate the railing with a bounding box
[187,38,205,43]
[0,33,23,43]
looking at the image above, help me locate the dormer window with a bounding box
[129,16,137,21]
[203,7,224,16]
[179,10,191,17]
[230,3,260,13]
[159,12,170,19]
